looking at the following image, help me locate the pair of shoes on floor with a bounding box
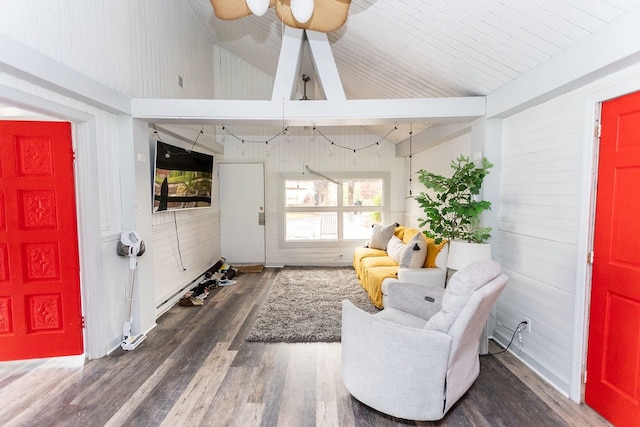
[179,296,203,307]
[195,289,209,300]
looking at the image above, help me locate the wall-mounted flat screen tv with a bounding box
[153,140,214,213]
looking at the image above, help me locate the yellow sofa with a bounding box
[353,226,447,308]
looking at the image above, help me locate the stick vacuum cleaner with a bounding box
[117,231,146,351]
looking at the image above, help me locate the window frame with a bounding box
[278,171,390,248]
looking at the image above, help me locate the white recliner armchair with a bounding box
[341,260,508,421]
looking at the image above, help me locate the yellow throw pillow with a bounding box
[424,237,448,268]
[400,227,420,244]
[393,225,409,241]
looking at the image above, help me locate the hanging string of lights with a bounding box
[220,125,289,145]
[151,124,204,152]
[219,124,399,153]
[312,126,397,153]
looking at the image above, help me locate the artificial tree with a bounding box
[415,155,493,244]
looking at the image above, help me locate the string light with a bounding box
[152,124,163,142]
[189,127,203,152]
[219,124,399,153]
[408,124,413,196]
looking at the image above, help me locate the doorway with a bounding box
[218,163,266,264]
[585,90,640,426]
[0,121,83,361]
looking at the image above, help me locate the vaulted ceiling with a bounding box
[183,0,637,143]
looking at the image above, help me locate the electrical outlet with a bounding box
[524,317,531,333]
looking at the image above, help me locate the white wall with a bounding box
[0,0,217,357]
[404,132,472,227]
[214,46,274,100]
[493,62,640,397]
[0,0,214,99]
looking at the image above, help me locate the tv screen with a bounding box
[153,141,214,213]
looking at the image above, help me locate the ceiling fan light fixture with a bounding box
[291,0,314,23]
[246,0,270,16]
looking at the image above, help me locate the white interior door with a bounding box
[219,163,265,264]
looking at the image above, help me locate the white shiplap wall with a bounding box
[150,120,221,316]
[497,101,583,391]
[494,62,640,396]
[0,1,217,355]
[214,46,274,100]
[0,0,215,99]
[152,208,219,314]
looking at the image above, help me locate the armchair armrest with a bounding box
[384,282,445,320]
[341,300,452,421]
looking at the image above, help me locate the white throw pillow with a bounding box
[386,236,405,263]
[399,233,428,268]
[369,223,397,250]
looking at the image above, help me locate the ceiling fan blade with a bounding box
[275,0,351,33]
[210,0,276,20]
[210,0,251,20]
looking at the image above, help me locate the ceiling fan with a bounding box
[209,0,352,33]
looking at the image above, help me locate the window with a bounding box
[281,173,388,244]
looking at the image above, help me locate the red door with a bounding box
[586,91,640,426]
[0,121,83,361]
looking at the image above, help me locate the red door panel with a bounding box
[586,91,640,426]
[0,121,83,361]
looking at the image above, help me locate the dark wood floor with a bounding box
[0,268,611,426]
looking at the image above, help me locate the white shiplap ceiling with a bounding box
[185,0,638,143]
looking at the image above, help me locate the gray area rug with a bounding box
[246,266,380,343]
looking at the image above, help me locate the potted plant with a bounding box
[415,155,493,270]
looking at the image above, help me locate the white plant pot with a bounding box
[446,240,491,271]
